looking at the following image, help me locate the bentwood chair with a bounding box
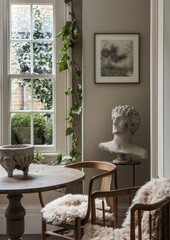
[39,161,116,240]
[83,177,170,240]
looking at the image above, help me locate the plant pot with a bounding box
[0,144,34,177]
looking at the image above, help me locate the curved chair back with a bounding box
[39,161,116,240]
[66,161,116,225]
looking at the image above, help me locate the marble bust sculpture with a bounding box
[99,105,148,162]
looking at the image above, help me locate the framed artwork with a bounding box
[94,33,140,83]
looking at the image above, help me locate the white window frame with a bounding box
[150,0,164,178]
[0,0,70,159]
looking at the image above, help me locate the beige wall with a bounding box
[83,0,150,189]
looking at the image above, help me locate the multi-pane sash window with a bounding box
[0,0,67,155]
[10,3,54,146]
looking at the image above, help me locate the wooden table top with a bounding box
[0,164,85,194]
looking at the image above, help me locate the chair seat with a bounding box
[83,224,127,240]
[41,194,114,226]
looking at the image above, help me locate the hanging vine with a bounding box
[53,0,82,164]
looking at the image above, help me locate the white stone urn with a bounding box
[0,144,34,177]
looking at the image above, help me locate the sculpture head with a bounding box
[111,105,140,135]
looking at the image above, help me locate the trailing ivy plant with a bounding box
[52,0,82,164]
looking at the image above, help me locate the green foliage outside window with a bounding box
[11,113,52,145]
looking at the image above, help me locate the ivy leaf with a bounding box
[62,21,72,38]
[77,84,82,93]
[57,53,69,72]
[70,105,82,115]
[57,60,68,72]
[72,138,78,148]
[75,67,81,77]
[70,149,81,159]
[73,26,80,40]
[64,0,74,5]
[63,36,72,49]
[65,87,73,96]
[66,115,73,123]
[56,30,62,38]
[50,154,73,165]
[60,46,66,52]
[66,127,73,136]
[50,154,63,165]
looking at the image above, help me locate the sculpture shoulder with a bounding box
[98,141,117,153]
[130,145,148,159]
[98,141,148,160]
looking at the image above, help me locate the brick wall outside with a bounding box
[11,79,44,110]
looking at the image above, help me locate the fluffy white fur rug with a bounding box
[82,178,170,240]
[41,194,114,226]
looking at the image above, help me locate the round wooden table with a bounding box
[0,164,85,240]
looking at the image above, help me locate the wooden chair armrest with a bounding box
[130,196,170,240]
[91,186,140,199]
[131,196,170,212]
[91,186,140,226]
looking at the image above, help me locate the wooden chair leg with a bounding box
[75,218,81,240]
[42,219,47,240]
[81,228,84,238]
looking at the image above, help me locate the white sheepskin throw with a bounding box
[41,194,114,226]
[82,178,170,240]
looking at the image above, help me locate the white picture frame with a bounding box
[94,33,140,83]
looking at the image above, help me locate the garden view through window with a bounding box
[10,4,54,146]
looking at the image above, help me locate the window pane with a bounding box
[33,5,53,39]
[11,42,31,74]
[33,42,52,74]
[11,5,31,39]
[33,79,53,110]
[33,113,53,145]
[11,113,53,146]
[11,79,31,110]
[44,114,53,145]
[11,113,31,144]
